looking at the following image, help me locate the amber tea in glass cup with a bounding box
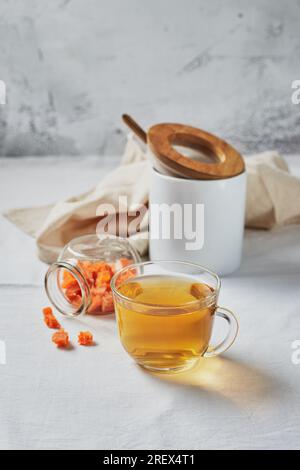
[111,261,238,373]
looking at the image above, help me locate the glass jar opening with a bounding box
[45,261,91,317]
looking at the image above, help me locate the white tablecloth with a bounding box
[0,156,300,450]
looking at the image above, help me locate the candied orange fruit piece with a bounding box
[61,270,78,289]
[102,291,114,313]
[78,331,94,346]
[115,268,137,288]
[114,257,133,271]
[190,283,213,300]
[44,314,61,329]
[52,329,69,348]
[87,295,103,315]
[118,282,143,299]
[95,267,113,287]
[42,306,61,329]
[43,306,53,316]
[64,284,82,303]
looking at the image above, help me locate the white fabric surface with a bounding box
[0,155,300,450]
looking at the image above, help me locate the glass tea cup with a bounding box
[111,260,238,373]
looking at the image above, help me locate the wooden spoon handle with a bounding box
[122,114,147,144]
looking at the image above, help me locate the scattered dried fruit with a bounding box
[43,307,96,350]
[78,331,94,346]
[43,306,61,329]
[52,329,69,348]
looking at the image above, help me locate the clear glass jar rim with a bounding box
[66,234,141,263]
[44,261,91,317]
[111,260,221,310]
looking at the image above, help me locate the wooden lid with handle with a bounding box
[122,115,245,180]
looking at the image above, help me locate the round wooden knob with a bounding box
[147,123,245,180]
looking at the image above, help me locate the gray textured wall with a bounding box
[0,0,299,157]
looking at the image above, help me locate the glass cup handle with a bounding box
[203,307,239,358]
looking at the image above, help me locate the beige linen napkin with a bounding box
[4,136,300,264]
[245,151,300,229]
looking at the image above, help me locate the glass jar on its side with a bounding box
[45,235,141,317]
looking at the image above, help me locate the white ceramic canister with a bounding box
[149,166,247,276]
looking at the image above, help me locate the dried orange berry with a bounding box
[77,261,96,286]
[87,295,103,315]
[91,286,107,296]
[115,268,136,288]
[44,313,61,329]
[52,329,69,348]
[42,307,61,329]
[64,284,82,304]
[61,270,78,289]
[78,331,94,346]
[95,266,113,287]
[89,261,106,277]
[115,258,133,270]
[102,291,114,313]
[118,282,143,299]
[43,306,53,316]
[190,283,213,299]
